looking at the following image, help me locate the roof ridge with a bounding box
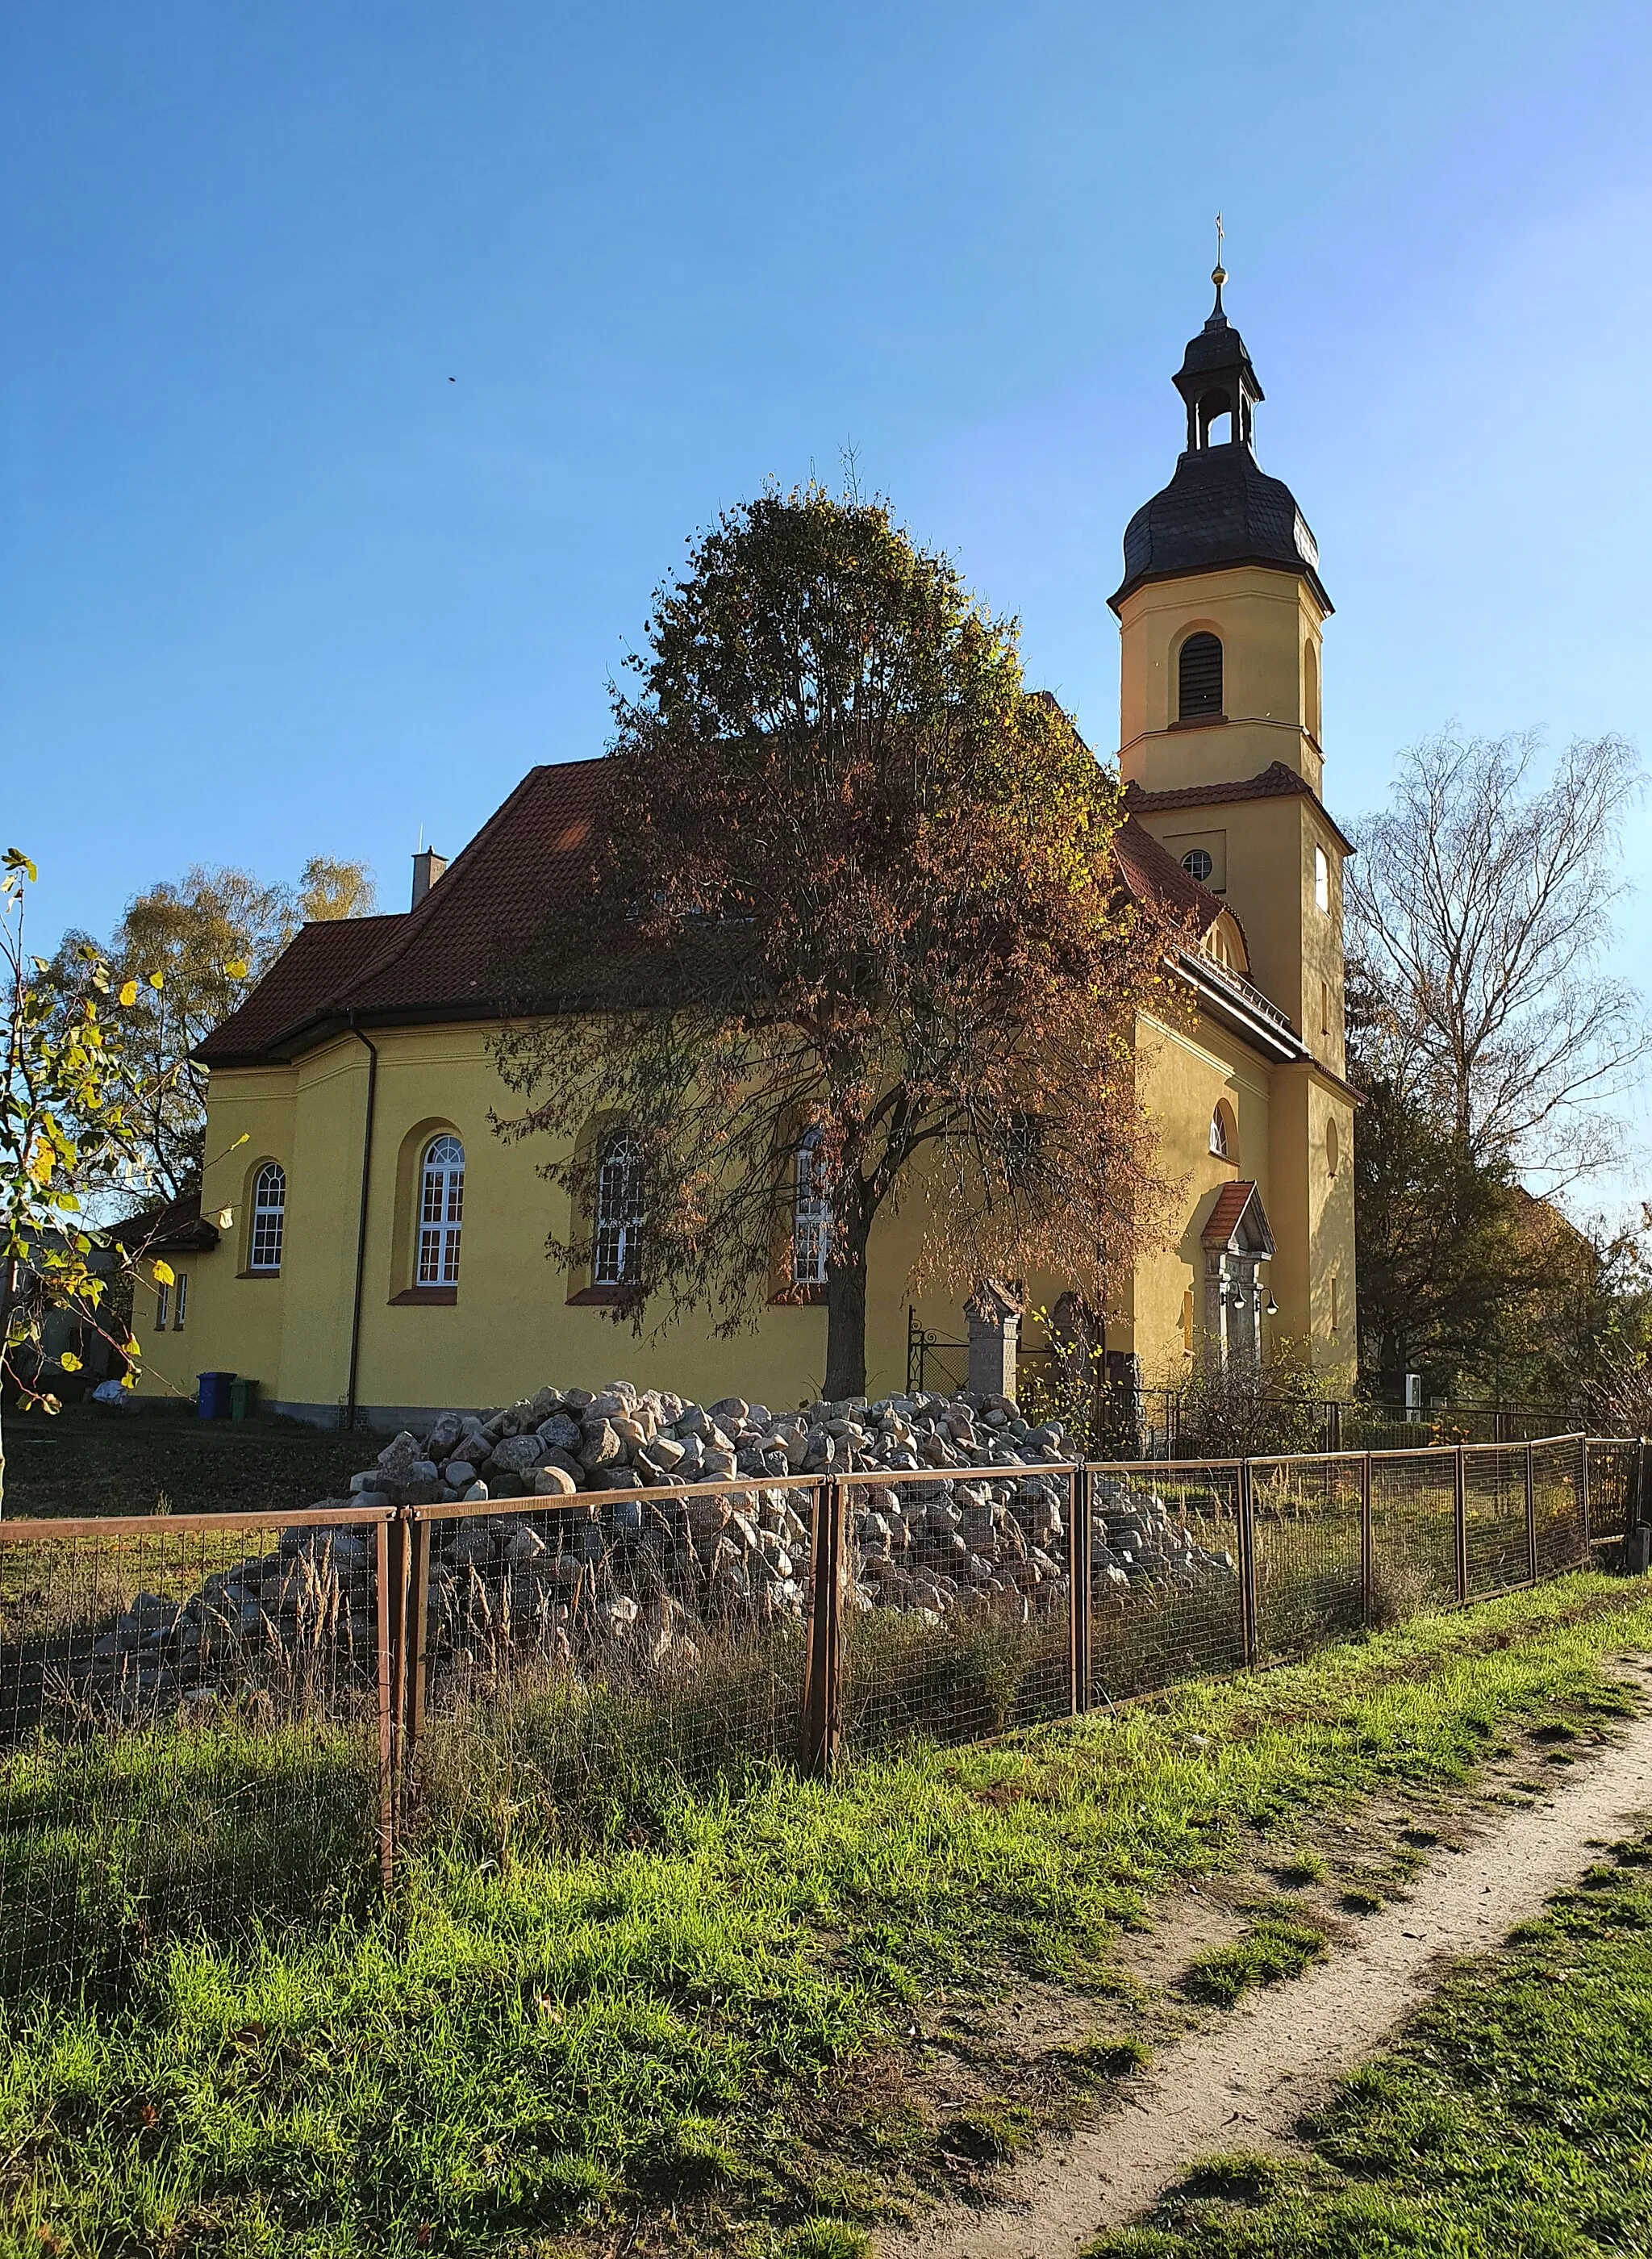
[312,759,608,1017]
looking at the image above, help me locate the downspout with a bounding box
[345,1020,378,1429]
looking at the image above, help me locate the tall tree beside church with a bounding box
[48,856,376,1202]
[1348,963,1530,1392]
[494,486,1185,1398]
[1348,729,1647,1191]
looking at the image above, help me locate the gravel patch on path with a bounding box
[879,1681,1652,2259]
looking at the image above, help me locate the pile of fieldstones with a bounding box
[66,1383,1239,1710]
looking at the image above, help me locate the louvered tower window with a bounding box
[1178,633,1223,720]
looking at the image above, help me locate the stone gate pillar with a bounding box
[966,1279,1023,1402]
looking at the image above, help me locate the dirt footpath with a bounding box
[880,1679,1652,2259]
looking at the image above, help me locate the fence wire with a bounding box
[1250,1453,1366,1663]
[0,1506,390,2001]
[839,1464,1077,1758]
[1589,1439,1644,1549]
[1368,1448,1460,1615]
[405,1478,818,1850]
[1088,1463,1245,1700]
[1534,1434,1588,1576]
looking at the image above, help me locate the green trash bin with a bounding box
[229,1376,258,1422]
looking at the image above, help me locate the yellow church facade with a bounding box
[133,284,1357,1426]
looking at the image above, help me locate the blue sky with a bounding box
[4,2,1649,1211]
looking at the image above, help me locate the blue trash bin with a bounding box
[198,1371,237,1419]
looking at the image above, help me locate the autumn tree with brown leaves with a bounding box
[493,488,1184,1398]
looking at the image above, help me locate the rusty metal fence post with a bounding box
[1069,1464,1092,1717]
[1237,1455,1258,1668]
[1579,1434,1592,1560]
[373,1519,396,1889]
[1453,1445,1468,1606]
[1359,1451,1374,1630]
[1525,1441,1538,1588]
[803,1477,845,1776]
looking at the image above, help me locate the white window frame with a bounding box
[417,1135,465,1287]
[155,1279,170,1330]
[1209,1106,1229,1159]
[793,1128,830,1285]
[173,1271,188,1331]
[1314,844,1330,914]
[593,1132,643,1287]
[249,1162,286,1274]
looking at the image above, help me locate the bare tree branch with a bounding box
[1348,729,1648,1188]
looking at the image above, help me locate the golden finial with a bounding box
[1212,210,1227,291]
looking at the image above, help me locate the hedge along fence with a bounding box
[0,1435,1635,1996]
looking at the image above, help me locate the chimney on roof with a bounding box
[411,849,447,908]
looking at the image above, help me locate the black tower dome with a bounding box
[1109,274,1331,616]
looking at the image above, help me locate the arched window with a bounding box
[1179,633,1223,720]
[1209,1103,1233,1160]
[417,1135,465,1286]
[249,1162,286,1273]
[1325,1117,1341,1177]
[1304,640,1320,739]
[793,1128,829,1285]
[594,1131,643,1286]
[1314,844,1330,913]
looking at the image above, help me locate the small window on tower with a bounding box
[1178,633,1223,720]
[1181,848,1214,883]
[1314,845,1330,913]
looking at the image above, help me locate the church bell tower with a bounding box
[1110,265,1346,1072]
[1112,262,1356,1379]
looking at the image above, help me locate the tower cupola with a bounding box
[1172,269,1263,453]
[1110,270,1331,617]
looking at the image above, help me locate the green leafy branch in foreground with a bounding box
[0,1577,1647,2256]
[1087,1829,1652,2259]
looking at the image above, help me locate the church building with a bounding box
[133,278,1358,1426]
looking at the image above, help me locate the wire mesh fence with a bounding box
[1367,1447,1460,1617]
[837,1464,1078,1759]
[1589,1438,1646,1553]
[403,1477,820,1852]
[0,1505,391,2001]
[1249,1453,1366,1664]
[1087,1463,1246,1702]
[0,1432,1625,1995]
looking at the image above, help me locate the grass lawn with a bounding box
[0,1405,371,1521]
[1087,1833,1652,2258]
[1,1576,1650,2257]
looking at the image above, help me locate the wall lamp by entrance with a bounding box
[1266,1293,1279,1316]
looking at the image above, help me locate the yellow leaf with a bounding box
[119,979,139,1006]
[152,1259,176,1286]
[224,958,250,980]
[148,970,164,989]
[58,1351,81,1372]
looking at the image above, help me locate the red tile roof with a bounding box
[1125,759,1355,856]
[1113,813,1229,938]
[197,756,1254,1067]
[196,760,607,1065]
[1201,1180,1275,1254]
